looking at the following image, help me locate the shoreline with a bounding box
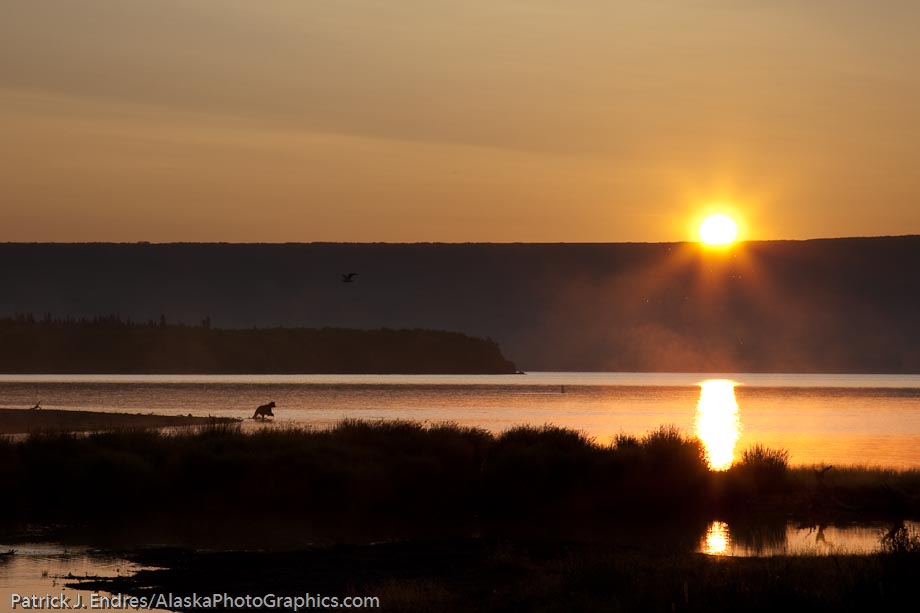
[0,407,240,435]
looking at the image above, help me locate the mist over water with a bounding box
[2,372,920,468]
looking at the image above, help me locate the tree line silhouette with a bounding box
[0,315,517,374]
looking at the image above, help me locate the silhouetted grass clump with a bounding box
[742,444,791,470]
[722,444,792,503]
[606,425,711,513]
[483,425,601,515]
[480,424,711,518]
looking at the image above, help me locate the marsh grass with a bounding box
[742,444,790,470]
[881,524,920,554]
[1,422,918,533]
[719,444,792,505]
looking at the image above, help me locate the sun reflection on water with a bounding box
[703,521,731,555]
[695,379,741,470]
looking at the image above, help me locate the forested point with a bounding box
[0,315,517,374]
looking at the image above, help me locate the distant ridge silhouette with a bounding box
[1,237,919,372]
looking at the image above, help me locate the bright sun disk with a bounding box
[699,214,738,245]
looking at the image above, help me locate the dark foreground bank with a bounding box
[74,539,920,613]
[2,421,919,533]
[4,421,920,612]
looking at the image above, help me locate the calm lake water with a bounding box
[0,544,170,612]
[2,372,920,468]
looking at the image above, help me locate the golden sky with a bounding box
[2,1,919,242]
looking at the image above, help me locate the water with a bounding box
[0,544,170,612]
[699,520,920,557]
[2,372,920,467]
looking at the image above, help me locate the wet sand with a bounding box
[0,407,240,435]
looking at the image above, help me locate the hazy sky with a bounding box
[2,1,919,242]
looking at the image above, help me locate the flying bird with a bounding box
[341,273,358,283]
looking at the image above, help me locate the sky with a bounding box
[2,1,919,243]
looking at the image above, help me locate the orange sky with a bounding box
[2,1,919,242]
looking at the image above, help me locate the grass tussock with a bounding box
[720,445,792,503]
[741,444,791,470]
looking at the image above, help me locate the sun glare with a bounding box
[698,214,738,245]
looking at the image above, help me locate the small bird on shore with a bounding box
[30,401,42,410]
[341,272,358,283]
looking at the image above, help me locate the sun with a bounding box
[698,214,738,245]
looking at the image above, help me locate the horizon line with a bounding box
[2,235,919,247]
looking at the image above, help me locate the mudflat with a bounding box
[0,407,238,435]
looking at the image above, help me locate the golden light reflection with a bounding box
[702,521,732,556]
[695,379,741,470]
